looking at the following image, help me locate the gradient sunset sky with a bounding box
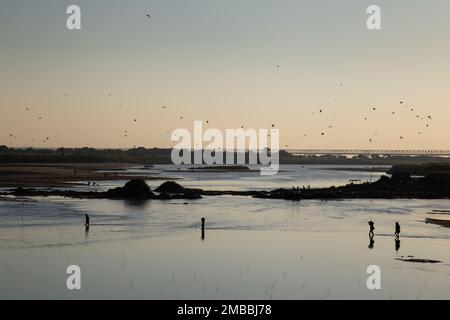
[1,0,449,149]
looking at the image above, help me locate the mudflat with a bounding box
[0,163,164,188]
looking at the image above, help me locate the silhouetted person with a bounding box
[85,214,90,228]
[201,217,205,240]
[395,238,401,251]
[395,222,401,238]
[368,220,375,237]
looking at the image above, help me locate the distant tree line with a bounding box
[0,145,448,165]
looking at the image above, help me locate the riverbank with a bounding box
[0,163,171,188]
[2,170,450,201]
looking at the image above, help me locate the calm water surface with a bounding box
[1,165,450,299]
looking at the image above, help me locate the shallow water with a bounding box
[1,165,450,299]
[69,164,387,192]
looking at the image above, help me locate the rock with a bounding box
[395,257,441,264]
[376,175,391,184]
[391,171,411,183]
[155,181,186,194]
[105,179,154,199]
[425,217,450,228]
[424,173,450,186]
[14,187,26,195]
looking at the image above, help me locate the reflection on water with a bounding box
[201,217,206,241]
[2,231,450,299]
[1,165,450,299]
[368,235,375,249]
[124,199,151,208]
[395,238,401,251]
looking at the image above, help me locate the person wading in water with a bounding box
[85,214,90,228]
[395,222,401,238]
[368,220,375,238]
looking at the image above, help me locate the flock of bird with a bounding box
[4,14,437,149]
[8,86,435,149]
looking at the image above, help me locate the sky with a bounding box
[0,0,450,149]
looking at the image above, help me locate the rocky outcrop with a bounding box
[255,174,450,201]
[155,181,186,193]
[3,174,450,201]
[105,179,154,199]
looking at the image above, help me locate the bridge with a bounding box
[286,149,450,156]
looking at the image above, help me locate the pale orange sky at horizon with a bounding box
[1,1,450,150]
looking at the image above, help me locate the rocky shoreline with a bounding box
[1,171,450,201]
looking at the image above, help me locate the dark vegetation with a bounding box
[0,146,449,165]
[0,146,170,164]
[388,162,450,176]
